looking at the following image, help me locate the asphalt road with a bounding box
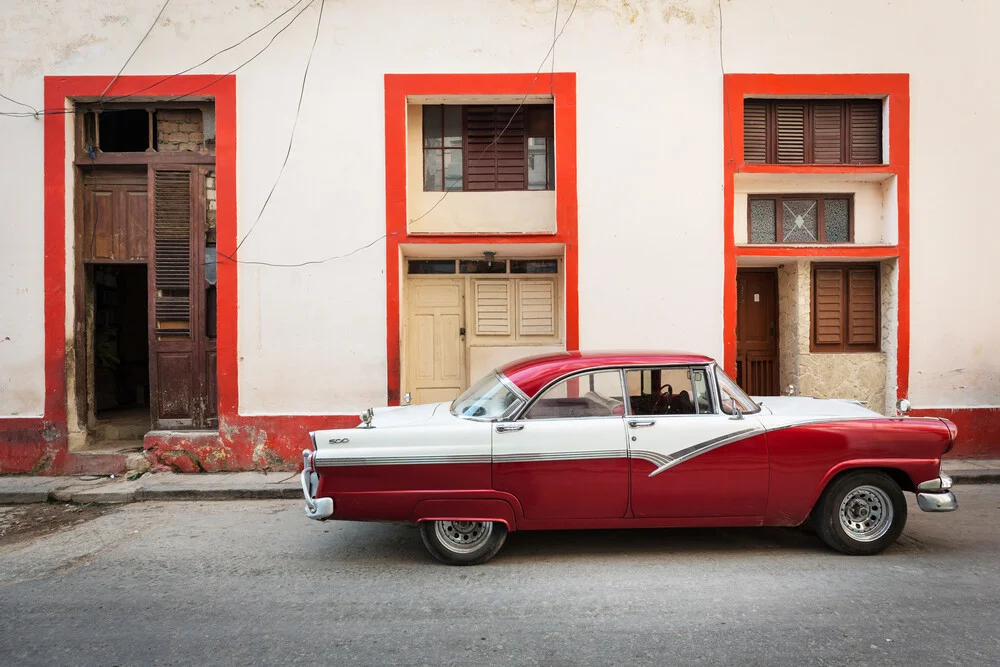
[1,487,998,666]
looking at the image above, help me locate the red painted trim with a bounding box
[910,408,1000,459]
[384,73,578,405]
[736,246,900,258]
[723,74,910,401]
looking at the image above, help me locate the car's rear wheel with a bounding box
[814,470,907,555]
[419,520,508,565]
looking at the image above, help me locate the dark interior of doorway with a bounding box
[90,264,149,448]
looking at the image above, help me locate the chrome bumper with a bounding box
[917,490,958,512]
[301,449,334,520]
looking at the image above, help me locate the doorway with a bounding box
[736,269,779,396]
[405,278,467,404]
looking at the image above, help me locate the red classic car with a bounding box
[301,352,957,565]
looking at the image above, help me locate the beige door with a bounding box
[405,279,466,404]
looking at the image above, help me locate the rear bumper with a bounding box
[916,490,958,512]
[302,449,334,520]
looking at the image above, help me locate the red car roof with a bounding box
[498,350,716,398]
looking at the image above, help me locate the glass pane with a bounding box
[422,105,442,147]
[524,370,625,419]
[443,148,463,190]
[715,365,761,414]
[781,199,819,242]
[451,373,520,420]
[510,259,559,274]
[407,260,456,274]
[626,368,696,416]
[459,259,507,274]
[423,149,442,190]
[824,198,850,242]
[443,106,462,147]
[527,137,548,190]
[691,368,712,414]
[749,199,776,243]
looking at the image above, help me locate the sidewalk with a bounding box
[1,461,997,505]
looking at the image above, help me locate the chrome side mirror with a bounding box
[729,404,743,421]
[402,392,412,406]
[359,407,374,428]
[896,398,911,416]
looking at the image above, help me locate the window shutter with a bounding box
[813,267,844,346]
[474,281,510,335]
[812,101,844,164]
[517,280,556,336]
[743,100,768,164]
[153,169,192,338]
[847,101,882,164]
[775,103,806,163]
[847,267,878,346]
[464,106,526,191]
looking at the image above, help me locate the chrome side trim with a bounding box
[631,449,672,469]
[315,453,493,467]
[497,372,530,402]
[493,449,628,463]
[917,491,958,512]
[647,427,764,477]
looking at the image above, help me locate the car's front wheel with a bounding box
[814,470,907,555]
[419,520,508,565]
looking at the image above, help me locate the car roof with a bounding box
[498,350,716,398]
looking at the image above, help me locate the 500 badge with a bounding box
[328,438,350,444]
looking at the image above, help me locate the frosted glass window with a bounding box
[749,199,777,243]
[824,198,850,243]
[781,199,819,242]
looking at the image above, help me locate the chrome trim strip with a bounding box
[647,427,764,477]
[493,449,627,463]
[316,453,493,467]
[497,372,530,402]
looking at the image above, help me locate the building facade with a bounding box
[1,0,998,474]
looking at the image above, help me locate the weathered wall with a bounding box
[0,0,998,425]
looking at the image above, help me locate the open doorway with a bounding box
[87,264,150,449]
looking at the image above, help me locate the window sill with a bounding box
[737,164,896,175]
[735,245,899,258]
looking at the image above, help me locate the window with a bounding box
[523,370,625,419]
[748,194,853,243]
[422,104,554,192]
[407,259,456,274]
[715,365,761,415]
[743,99,882,165]
[451,372,521,420]
[811,264,880,352]
[626,367,711,416]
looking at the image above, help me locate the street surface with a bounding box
[1,487,998,666]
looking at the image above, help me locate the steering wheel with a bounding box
[651,384,673,414]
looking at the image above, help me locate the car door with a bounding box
[492,369,630,520]
[626,365,769,518]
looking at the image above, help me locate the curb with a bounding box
[951,472,1000,485]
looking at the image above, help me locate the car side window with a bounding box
[626,367,702,416]
[691,368,713,414]
[523,370,625,419]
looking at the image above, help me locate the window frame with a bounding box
[625,366,716,417]
[747,193,855,244]
[810,262,881,353]
[743,98,884,165]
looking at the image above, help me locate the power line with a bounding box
[229,0,325,256]
[408,0,580,226]
[99,0,172,103]
[0,91,39,117]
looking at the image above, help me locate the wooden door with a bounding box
[149,167,214,429]
[736,269,779,396]
[405,280,466,404]
[82,170,149,262]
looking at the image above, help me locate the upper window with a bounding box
[743,99,882,165]
[626,367,713,416]
[422,104,554,192]
[749,194,853,244]
[811,264,880,353]
[523,370,624,419]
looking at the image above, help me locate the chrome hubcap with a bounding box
[839,485,894,542]
[434,521,493,554]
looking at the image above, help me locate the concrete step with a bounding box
[93,421,150,441]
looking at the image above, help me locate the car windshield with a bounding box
[715,365,761,415]
[450,372,522,420]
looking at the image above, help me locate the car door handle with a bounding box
[628,420,656,428]
[495,424,524,433]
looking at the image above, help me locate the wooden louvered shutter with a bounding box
[812,101,844,164]
[743,100,768,164]
[474,281,510,335]
[464,106,526,191]
[847,101,882,164]
[153,170,192,337]
[813,267,844,347]
[517,280,556,336]
[847,267,879,347]
[775,103,806,163]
